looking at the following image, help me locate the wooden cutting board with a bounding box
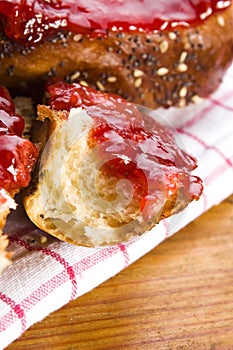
[7,194,233,350]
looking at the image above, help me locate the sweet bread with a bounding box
[23,81,203,247]
[0,1,232,108]
[0,86,38,270]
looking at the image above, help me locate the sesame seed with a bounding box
[179,51,188,63]
[178,98,186,108]
[177,63,188,73]
[157,67,169,76]
[133,69,144,78]
[179,86,188,98]
[192,95,203,104]
[134,77,142,88]
[160,40,169,53]
[168,32,177,40]
[40,236,48,244]
[80,80,89,87]
[217,15,225,27]
[96,81,105,91]
[73,34,83,42]
[70,71,80,81]
[107,76,117,83]
[184,42,191,50]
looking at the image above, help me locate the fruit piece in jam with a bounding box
[0,0,231,46]
[47,81,203,221]
[0,86,38,195]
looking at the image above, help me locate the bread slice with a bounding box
[0,4,232,109]
[23,83,203,247]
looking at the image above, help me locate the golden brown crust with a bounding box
[0,232,11,272]
[0,7,232,109]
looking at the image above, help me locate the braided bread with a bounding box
[0,1,232,108]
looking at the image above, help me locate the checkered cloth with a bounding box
[0,64,233,349]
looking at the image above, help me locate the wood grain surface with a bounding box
[7,195,233,350]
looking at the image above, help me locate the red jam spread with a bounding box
[48,81,203,220]
[0,0,231,46]
[0,191,7,205]
[0,86,38,194]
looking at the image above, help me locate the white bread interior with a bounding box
[24,107,158,247]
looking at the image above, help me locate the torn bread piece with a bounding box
[24,82,203,247]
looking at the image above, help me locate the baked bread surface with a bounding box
[0,5,232,109]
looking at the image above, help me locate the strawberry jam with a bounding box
[0,0,231,46]
[47,81,203,220]
[0,86,38,194]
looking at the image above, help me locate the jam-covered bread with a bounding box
[23,82,203,247]
[0,0,232,109]
[0,86,38,271]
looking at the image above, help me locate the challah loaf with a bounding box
[0,1,232,108]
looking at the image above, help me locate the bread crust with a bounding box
[0,6,232,109]
[0,233,11,273]
[0,190,16,272]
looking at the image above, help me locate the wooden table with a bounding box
[7,195,233,350]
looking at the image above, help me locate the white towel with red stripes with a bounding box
[0,64,233,349]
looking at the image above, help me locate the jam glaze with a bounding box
[0,86,38,194]
[48,81,203,220]
[0,0,231,46]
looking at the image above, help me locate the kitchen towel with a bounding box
[0,63,233,349]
